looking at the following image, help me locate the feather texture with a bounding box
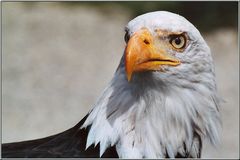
[83,11,221,158]
[2,11,221,158]
[2,114,118,158]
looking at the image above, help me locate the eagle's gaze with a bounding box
[2,11,221,159]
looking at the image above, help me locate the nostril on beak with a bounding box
[143,39,150,45]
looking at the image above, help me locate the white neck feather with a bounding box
[81,64,221,158]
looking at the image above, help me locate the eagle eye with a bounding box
[169,34,187,50]
[124,31,130,43]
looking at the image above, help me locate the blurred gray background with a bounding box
[2,2,239,158]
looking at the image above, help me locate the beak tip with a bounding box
[127,73,132,82]
[125,61,133,82]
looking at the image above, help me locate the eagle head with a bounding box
[83,11,221,158]
[124,11,215,90]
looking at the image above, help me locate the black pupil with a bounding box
[174,37,181,45]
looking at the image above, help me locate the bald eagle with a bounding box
[2,11,221,158]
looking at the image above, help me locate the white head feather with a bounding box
[82,11,221,158]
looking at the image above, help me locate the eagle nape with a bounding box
[2,11,221,158]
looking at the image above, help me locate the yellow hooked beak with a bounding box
[125,28,181,81]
